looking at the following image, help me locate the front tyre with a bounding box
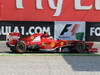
[75,42,86,53]
[61,46,70,52]
[16,41,26,53]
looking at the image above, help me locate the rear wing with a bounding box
[6,32,21,41]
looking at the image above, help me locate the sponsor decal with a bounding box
[0,21,54,40]
[86,22,100,41]
[55,21,85,40]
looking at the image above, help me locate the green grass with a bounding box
[0,53,99,56]
[0,40,6,41]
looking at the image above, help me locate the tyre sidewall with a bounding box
[16,41,26,53]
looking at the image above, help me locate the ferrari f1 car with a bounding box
[6,32,97,53]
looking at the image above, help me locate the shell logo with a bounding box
[60,42,64,46]
[50,42,56,48]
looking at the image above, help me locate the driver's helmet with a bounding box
[43,32,49,37]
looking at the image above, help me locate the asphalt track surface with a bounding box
[0,41,100,75]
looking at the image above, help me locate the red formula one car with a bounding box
[6,32,97,53]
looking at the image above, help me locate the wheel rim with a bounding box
[16,41,26,53]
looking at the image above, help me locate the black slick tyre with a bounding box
[16,41,26,53]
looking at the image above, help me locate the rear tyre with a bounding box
[16,41,26,53]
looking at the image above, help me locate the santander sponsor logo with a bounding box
[15,0,100,16]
